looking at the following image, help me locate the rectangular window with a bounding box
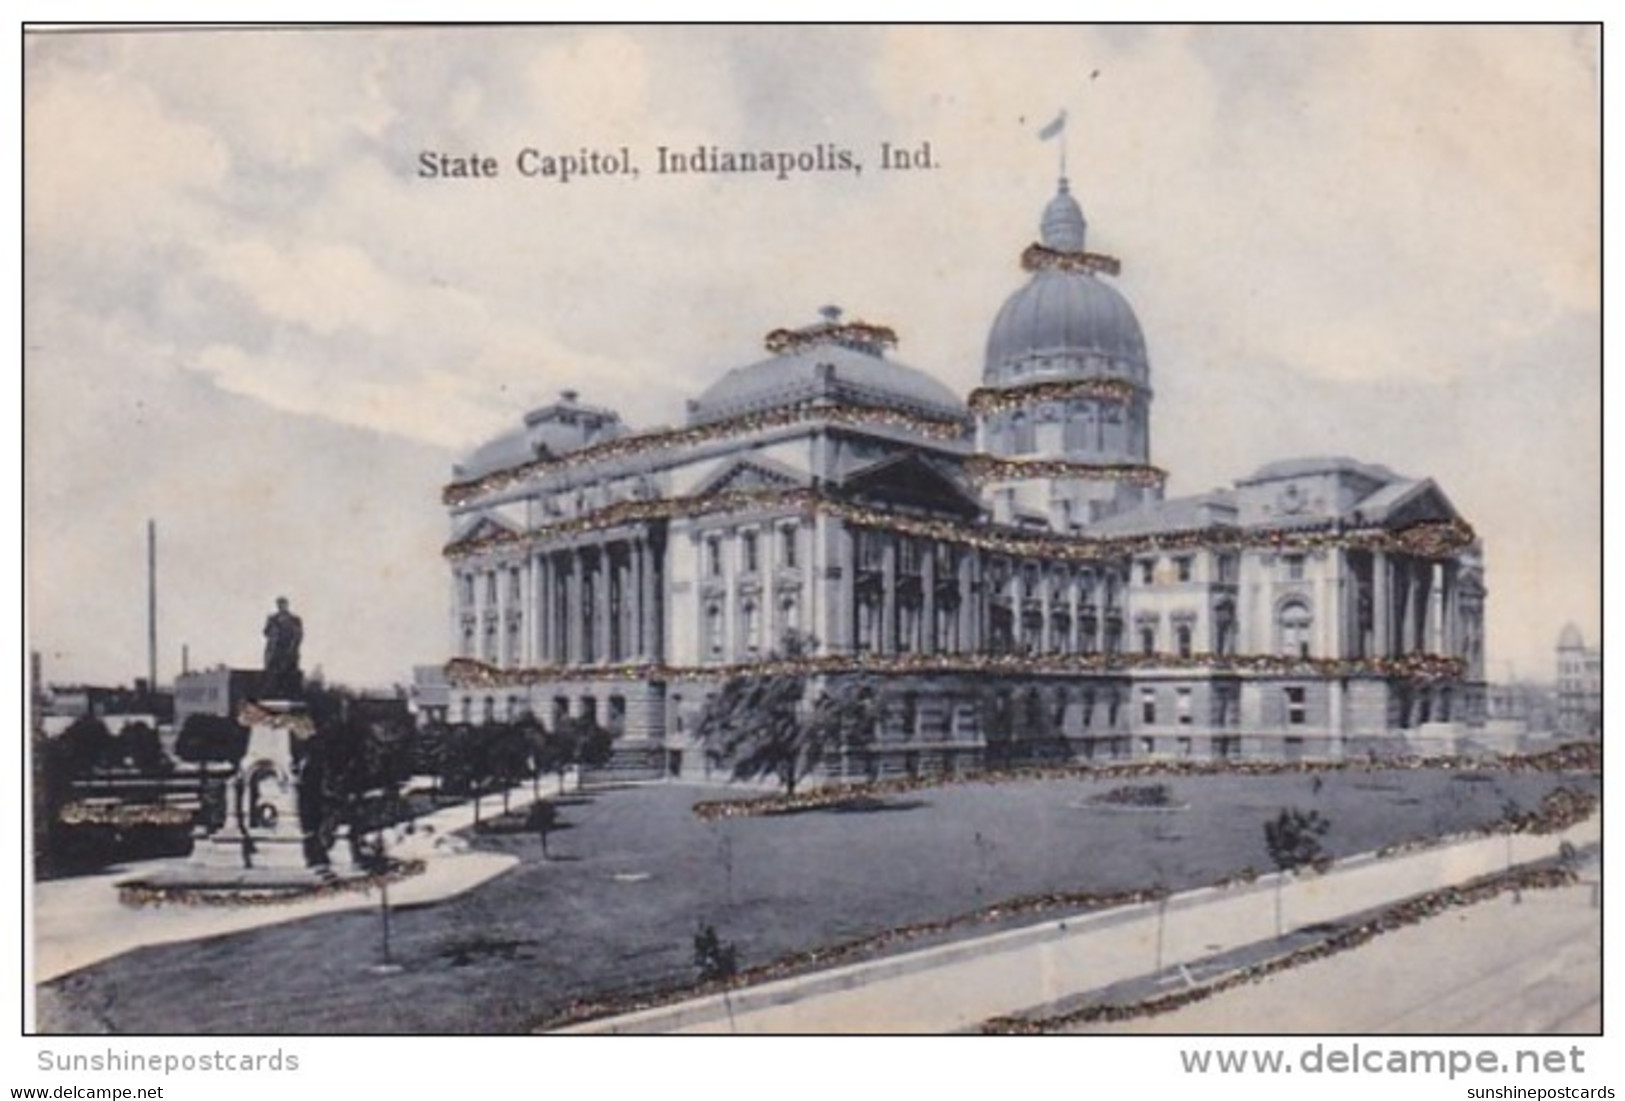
[1285,554,1305,581]
[1175,556,1193,582]
[1140,626,1156,656]
[706,536,722,578]
[1286,686,1307,725]
[1139,558,1156,584]
[780,525,798,568]
[742,530,759,574]
[1141,687,1157,725]
[1177,687,1193,726]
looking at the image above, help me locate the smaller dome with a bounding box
[1558,623,1586,650]
[1040,178,1088,252]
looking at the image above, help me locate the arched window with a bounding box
[780,594,799,636]
[1279,601,1313,658]
[741,599,761,654]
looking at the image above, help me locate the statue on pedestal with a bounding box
[261,596,304,701]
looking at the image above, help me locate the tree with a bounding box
[54,715,116,780]
[1263,806,1331,938]
[486,722,532,814]
[697,632,878,796]
[113,720,169,775]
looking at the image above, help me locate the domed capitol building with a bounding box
[439,177,1487,777]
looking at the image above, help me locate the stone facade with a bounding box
[440,178,1487,775]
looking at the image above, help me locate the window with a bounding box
[1140,626,1156,656]
[509,566,523,600]
[1279,601,1313,657]
[1284,554,1305,581]
[1175,556,1193,582]
[780,594,799,635]
[741,599,761,654]
[1141,687,1158,725]
[482,696,495,723]
[1176,623,1193,659]
[460,573,475,607]
[485,572,498,602]
[706,536,723,578]
[1217,554,1238,583]
[705,603,724,657]
[780,525,798,568]
[742,530,759,574]
[1139,559,1156,584]
[1177,687,1193,726]
[1011,410,1035,453]
[1286,687,1307,726]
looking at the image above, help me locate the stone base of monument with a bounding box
[185,699,362,877]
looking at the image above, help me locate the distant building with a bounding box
[41,680,173,733]
[172,667,261,729]
[409,664,451,725]
[440,176,1488,775]
[1555,625,1601,738]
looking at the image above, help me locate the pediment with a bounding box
[840,453,983,518]
[1356,479,1464,529]
[694,455,809,497]
[452,513,522,544]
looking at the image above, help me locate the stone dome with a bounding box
[983,180,1148,385]
[1558,623,1586,650]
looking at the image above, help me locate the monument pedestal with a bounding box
[194,699,355,874]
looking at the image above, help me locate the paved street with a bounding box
[563,819,1598,1034]
[1076,862,1600,1034]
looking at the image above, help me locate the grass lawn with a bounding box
[38,765,1594,1034]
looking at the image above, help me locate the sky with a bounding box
[22,24,1601,689]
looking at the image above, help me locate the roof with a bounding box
[1238,456,1401,485]
[1086,491,1238,537]
[689,341,966,427]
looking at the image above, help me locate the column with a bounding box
[1399,558,1417,655]
[1039,568,1053,653]
[921,543,937,653]
[539,554,554,664]
[1068,574,1081,655]
[957,552,975,654]
[1372,550,1390,659]
[1095,573,1108,654]
[643,536,662,662]
[881,536,898,654]
[595,544,613,664]
[567,549,585,665]
[1442,561,1460,656]
[839,525,856,653]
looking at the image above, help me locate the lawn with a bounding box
[37,765,1594,1034]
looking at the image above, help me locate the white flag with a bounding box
[1037,110,1067,141]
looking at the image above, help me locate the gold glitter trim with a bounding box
[1021,242,1122,277]
[444,650,1470,690]
[764,319,899,355]
[967,378,1139,415]
[444,403,966,508]
[237,701,316,735]
[117,859,427,909]
[964,456,1167,487]
[58,802,195,828]
[443,483,1477,564]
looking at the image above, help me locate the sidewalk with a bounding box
[31,786,541,985]
[556,819,1599,1034]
